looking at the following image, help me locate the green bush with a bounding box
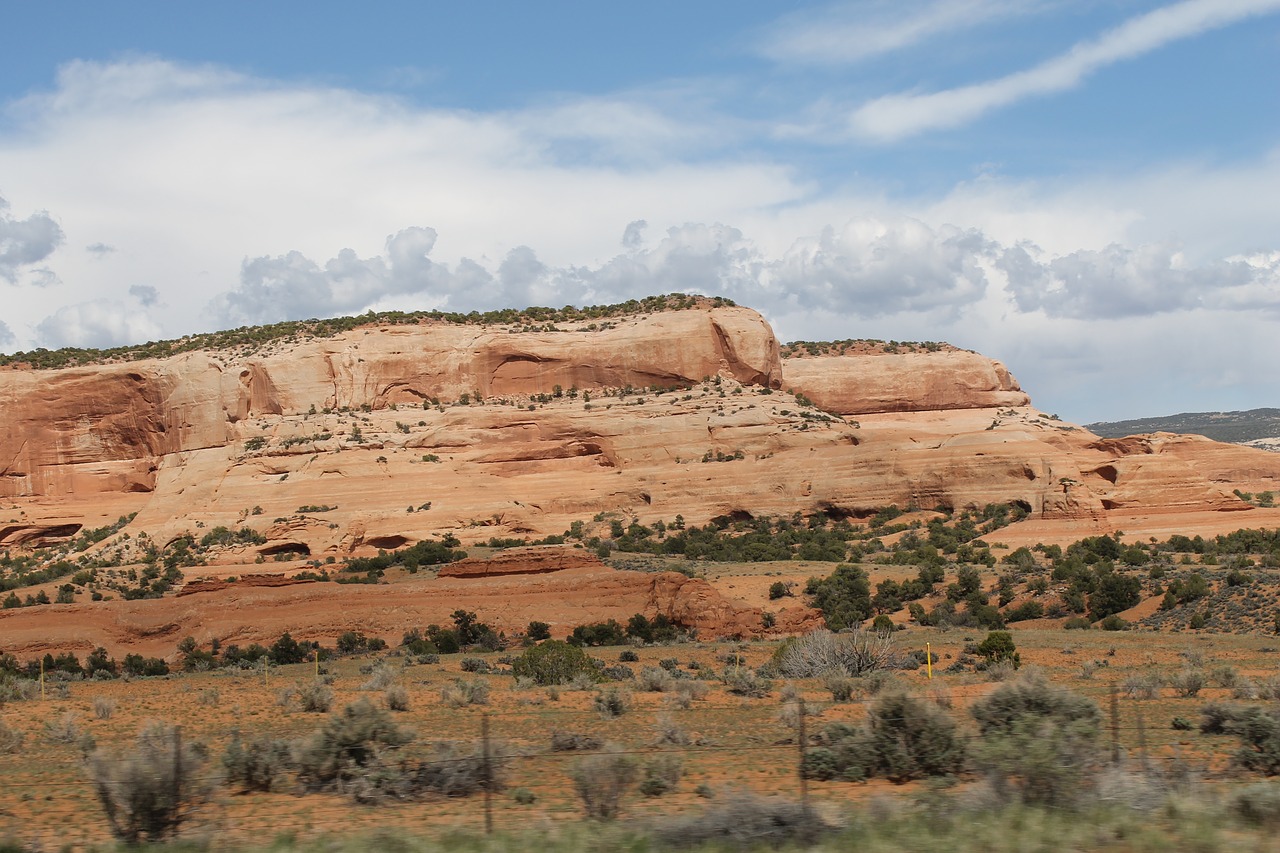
[809,564,873,631]
[223,732,295,792]
[969,673,1101,807]
[975,631,1020,668]
[294,700,413,791]
[511,640,599,686]
[863,692,965,782]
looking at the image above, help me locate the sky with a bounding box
[1,0,1278,424]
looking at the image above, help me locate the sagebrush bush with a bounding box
[721,667,772,698]
[0,720,24,754]
[94,696,116,720]
[223,732,295,792]
[1169,669,1206,698]
[863,692,965,782]
[572,750,638,820]
[969,673,1102,807]
[639,754,684,797]
[298,680,334,713]
[651,789,834,848]
[551,730,602,752]
[89,722,212,844]
[1231,782,1280,826]
[43,712,82,744]
[638,666,677,692]
[360,664,398,691]
[294,700,413,792]
[441,678,489,708]
[772,629,899,678]
[594,687,631,718]
[384,685,410,712]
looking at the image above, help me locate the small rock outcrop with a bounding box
[439,545,604,578]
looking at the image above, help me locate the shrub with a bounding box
[768,581,792,600]
[572,750,638,820]
[772,629,900,678]
[294,700,413,791]
[651,790,834,848]
[639,754,684,796]
[1169,669,1207,698]
[722,667,772,698]
[863,692,965,782]
[223,732,295,792]
[385,685,410,712]
[1225,707,1280,774]
[43,713,82,745]
[1063,616,1092,630]
[568,620,627,647]
[594,687,632,717]
[93,697,116,720]
[1231,782,1280,826]
[360,663,398,691]
[970,673,1101,807]
[809,564,873,630]
[526,621,552,642]
[511,640,598,686]
[638,666,677,692]
[511,787,537,805]
[826,676,855,702]
[460,657,491,673]
[619,649,640,663]
[298,680,334,713]
[1201,701,1249,734]
[368,740,510,801]
[551,731,602,752]
[0,720,24,754]
[1122,672,1163,699]
[975,631,1020,668]
[441,678,489,708]
[89,722,213,844]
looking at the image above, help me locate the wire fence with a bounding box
[0,677,1249,848]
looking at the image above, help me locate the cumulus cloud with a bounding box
[998,240,1279,319]
[35,300,163,349]
[0,196,64,283]
[850,0,1280,141]
[207,217,999,329]
[86,242,115,258]
[209,227,454,326]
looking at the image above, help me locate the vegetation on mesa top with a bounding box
[0,293,734,371]
[1087,408,1280,445]
[781,339,960,358]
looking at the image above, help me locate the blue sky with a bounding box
[1,0,1278,423]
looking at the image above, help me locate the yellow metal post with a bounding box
[926,642,933,680]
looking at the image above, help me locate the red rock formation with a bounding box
[439,545,604,578]
[782,349,1029,415]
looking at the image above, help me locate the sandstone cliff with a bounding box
[3,302,1280,563]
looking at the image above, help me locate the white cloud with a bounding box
[0,319,13,347]
[758,0,1040,65]
[86,242,115,258]
[0,195,64,283]
[35,299,163,349]
[850,0,1280,141]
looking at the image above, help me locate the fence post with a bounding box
[1135,703,1150,774]
[173,725,182,815]
[482,713,493,834]
[797,697,809,814]
[1109,686,1120,765]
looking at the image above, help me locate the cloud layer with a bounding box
[849,0,1280,141]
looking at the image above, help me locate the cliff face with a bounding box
[4,303,1280,559]
[0,306,780,498]
[781,349,1030,415]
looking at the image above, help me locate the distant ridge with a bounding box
[1087,408,1280,445]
